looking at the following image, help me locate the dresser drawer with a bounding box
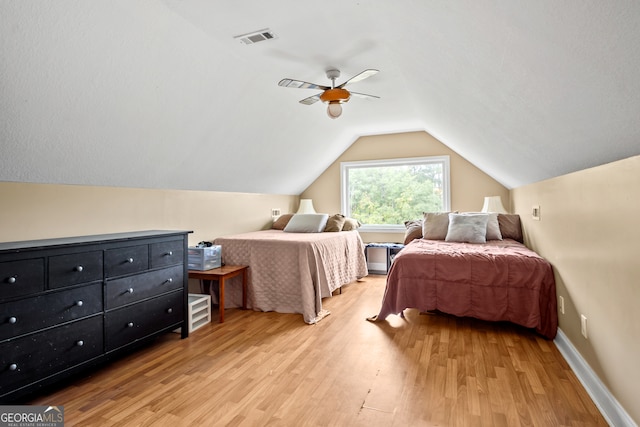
[151,240,184,268]
[49,251,103,289]
[0,315,103,395]
[104,291,183,351]
[0,283,103,341]
[105,265,183,310]
[105,245,149,278]
[0,258,45,301]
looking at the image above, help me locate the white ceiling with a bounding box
[1,1,639,195]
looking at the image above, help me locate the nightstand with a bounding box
[365,243,404,274]
[188,265,248,323]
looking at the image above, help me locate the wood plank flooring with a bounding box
[29,275,607,426]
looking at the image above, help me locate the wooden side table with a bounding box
[188,265,248,323]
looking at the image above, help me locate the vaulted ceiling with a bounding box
[2,1,639,195]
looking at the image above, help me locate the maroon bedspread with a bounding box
[373,239,558,339]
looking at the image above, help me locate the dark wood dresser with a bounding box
[0,230,191,402]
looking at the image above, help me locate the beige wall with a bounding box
[512,155,640,424]
[300,131,510,243]
[0,182,297,245]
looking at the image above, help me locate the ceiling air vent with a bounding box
[234,28,277,45]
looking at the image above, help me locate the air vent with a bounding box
[234,28,277,45]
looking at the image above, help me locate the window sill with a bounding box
[358,225,405,233]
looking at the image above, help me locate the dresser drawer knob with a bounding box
[76,340,84,347]
[127,322,134,328]
[7,276,17,284]
[8,317,17,324]
[9,363,18,371]
[75,265,84,272]
[127,288,134,294]
[167,308,173,314]
[75,300,84,307]
[166,251,173,256]
[165,278,173,284]
[127,257,134,263]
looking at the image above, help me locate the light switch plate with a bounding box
[532,205,541,220]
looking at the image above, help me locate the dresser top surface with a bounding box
[0,230,193,253]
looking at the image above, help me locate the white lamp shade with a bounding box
[297,199,316,214]
[481,196,508,213]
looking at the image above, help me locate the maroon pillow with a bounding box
[403,219,423,245]
[271,214,294,230]
[498,214,523,243]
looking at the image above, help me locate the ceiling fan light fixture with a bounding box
[321,88,349,119]
[278,68,379,119]
[319,88,350,103]
[327,102,342,119]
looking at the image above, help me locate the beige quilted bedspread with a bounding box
[213,230,368,323]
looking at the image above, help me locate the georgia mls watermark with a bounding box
[0,406,64,427]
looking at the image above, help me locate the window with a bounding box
[341,156,450,232]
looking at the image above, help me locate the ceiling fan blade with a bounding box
[278,78,330,90]
[337,69,379,88]
[299,93,322,105]
[349,91,380,100]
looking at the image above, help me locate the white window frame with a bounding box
[340,156,451,233]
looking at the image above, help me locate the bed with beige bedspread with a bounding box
[213,229,367,323]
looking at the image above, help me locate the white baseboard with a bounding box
[554,328,637,427]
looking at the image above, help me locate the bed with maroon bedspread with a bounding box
[370,238,558,339]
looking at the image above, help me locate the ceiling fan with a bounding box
[278,69,379,119]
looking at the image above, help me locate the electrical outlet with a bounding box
[559,296,565,314]
[271,208,281,217]
[581,314,588,338]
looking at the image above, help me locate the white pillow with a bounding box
[461,211,502,240]
[283,214,329,233]
[485,212,502,240]
[445,213,489,244]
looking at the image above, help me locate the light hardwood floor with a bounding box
[29,275,607,426]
